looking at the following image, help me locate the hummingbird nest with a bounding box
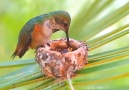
[35,38,88,79]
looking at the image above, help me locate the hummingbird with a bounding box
[12,11,71,58]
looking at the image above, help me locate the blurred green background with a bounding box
[0,0,86,61]
[0,0,129,89]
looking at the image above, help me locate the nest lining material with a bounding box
[36,38,88,79]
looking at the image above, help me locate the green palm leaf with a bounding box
[0,0,129,90]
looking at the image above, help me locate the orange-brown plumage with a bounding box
[12,11,71,58]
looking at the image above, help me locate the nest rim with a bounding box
[40,38,87,54]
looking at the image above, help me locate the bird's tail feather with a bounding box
[12,34,31,59]
[11,45,26,58]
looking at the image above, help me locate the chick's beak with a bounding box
[65,29,70,48]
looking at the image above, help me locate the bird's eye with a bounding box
[64,23,68,27]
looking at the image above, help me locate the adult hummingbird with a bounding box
[12,11,71,58]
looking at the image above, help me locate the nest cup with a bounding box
[36,38,88,79]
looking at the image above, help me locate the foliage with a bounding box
[0,0,129,90]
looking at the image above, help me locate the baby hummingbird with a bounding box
[12,11,71,58]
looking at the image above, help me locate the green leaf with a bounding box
[0,59,35,68]
[89,29,129,50]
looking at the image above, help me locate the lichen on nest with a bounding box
[35,38,88,79]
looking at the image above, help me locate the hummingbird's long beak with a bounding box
[65,30,70,48]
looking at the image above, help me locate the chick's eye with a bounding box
[64,23,68,27]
